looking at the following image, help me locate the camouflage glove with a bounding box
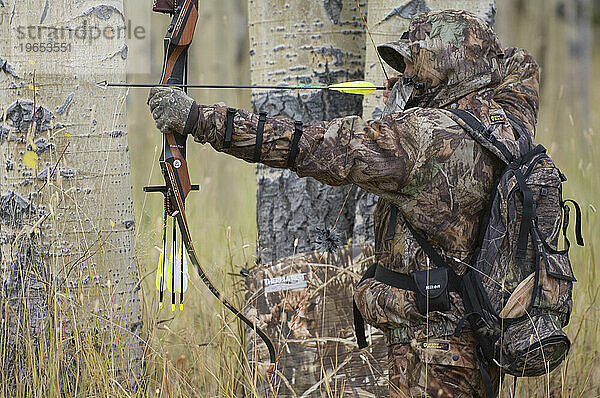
[147,87,197,135]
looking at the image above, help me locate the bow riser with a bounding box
[160,45,187,85]
[157,1,197,206]
[161,134,192,201]
[148,0,277,380]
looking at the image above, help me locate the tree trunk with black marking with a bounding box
[0,0,142,393]
[249,0,374,263]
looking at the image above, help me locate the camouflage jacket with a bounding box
[190,46,539,344]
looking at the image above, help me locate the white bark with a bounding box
[0,0,142,391]
[248,0,373,263]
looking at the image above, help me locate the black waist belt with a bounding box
[353,263,462,349]
[374,263,461,293]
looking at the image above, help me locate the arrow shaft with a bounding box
[101,82,385,91]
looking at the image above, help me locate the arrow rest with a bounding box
[143,184,199,215]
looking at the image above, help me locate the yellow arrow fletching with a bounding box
[328,80,376,95]
[155,248,165,291]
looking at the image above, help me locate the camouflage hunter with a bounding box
[148,9,540,398]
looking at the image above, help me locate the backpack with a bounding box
[446,108,583,381]
[353,108,584,396]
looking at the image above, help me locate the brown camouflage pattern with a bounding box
[244,244,389,397]
[388,333,501,398]
[192,59,539,337]
[190,10,540,397]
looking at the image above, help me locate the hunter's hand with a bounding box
[382,76,400,105]
[147,87,195,135]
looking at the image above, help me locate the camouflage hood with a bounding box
[377,10,505,108]
[492,47,540,135]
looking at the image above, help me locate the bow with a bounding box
[145,0,276,380]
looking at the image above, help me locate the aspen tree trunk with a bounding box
[0,0,142,393]
[248,0,374,263]
[246,1,385,396]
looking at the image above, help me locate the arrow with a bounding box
[155,211,168,309]
[96,80,385,95]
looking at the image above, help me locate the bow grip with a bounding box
[160,132,193,200]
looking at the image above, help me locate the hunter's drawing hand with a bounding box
[147,86,195,135]
[382,76,400,105]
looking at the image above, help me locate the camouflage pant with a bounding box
[388,334,501,398]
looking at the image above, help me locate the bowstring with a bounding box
[355,0,390,81]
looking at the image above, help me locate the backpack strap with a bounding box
[372,262,461,293]
[474,348,496,398]
[505,112,529,141]
[563,199,585,246]
[384,205,453,271]
[513,168,535,260]
[403,217,451,270]
[446,108,515,164]
[353,263,377,349]
[371,204,463,292]
[505,111,535,154]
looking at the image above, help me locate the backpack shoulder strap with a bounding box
[505,112,527,139]
[446,108,515,164]
[505,111,536,153]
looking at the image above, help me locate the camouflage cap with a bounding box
[377,37,412,73]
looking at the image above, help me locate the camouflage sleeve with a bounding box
[493,47,540,135]
[192,104,447,198]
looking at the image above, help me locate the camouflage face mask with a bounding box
[382,77,415,116]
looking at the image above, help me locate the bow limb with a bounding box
[152,0,277,379]
[165,162,277,373]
